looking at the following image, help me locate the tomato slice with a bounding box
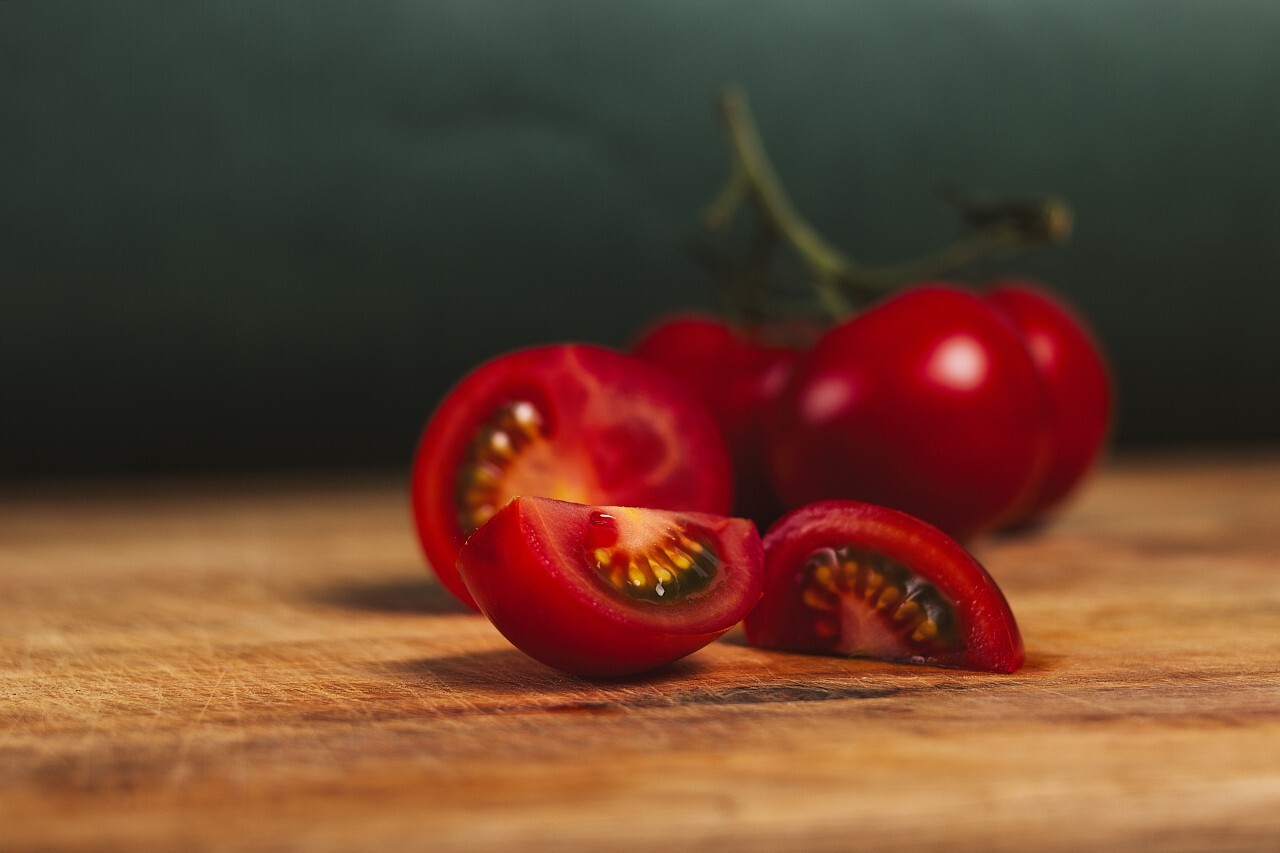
[458,496,764,677]
[744,500,1024,673]
[410,344,733,610]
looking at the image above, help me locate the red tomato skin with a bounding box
[765,285,1051,542]
[744,500,1024,673]
[632,314,801,524]
[411,344,733,611]
[458,497,764,677]
[985,281,1114,525]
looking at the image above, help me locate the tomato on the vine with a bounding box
[632,313,805,524]
[458,496,763,677]
[744,499,1024,673]
[410,344,733,610]
[765,285,1050,541]
[985,280,1113,526]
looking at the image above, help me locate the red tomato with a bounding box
[765,285,1050,541]
[985,280,1113,525]
[632,314,804,524]
[411,344,733,610]
[744,500,1024,673]
[458,496,764,677]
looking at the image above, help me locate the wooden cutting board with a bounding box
[3,450,1280,851]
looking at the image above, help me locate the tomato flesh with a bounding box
[411,344,733,610]
[744,500,1024,673]
[458,496,764,677]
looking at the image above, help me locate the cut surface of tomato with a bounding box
[410,344,733,609]
[744,500,1024,673]
[458,496,764,677]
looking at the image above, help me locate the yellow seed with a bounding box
[893,600,921,623]
[627,564,649,588]
[813,563,836,591]
[911,620,938,643]
[802,587,837,612]
[864,570,884,594]
[840,558,860,581]
[679,535,705,555]
[652,565,676,586]
[877,585,902,610]
[487,430,514,458]
[664,546,693,570]
[593,548,612,567]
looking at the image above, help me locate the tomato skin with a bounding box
[458,497,764,677]
[744,500,1024,673]
[632,314,803,525]
[765,285,1050,542]
[985,281,1114,525]
[411,344,733,610]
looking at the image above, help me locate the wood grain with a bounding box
[3,450,1280,851]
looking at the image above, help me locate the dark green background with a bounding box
[3,1,1279,477]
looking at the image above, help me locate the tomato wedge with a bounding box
[411,344,733,609]
[457,496,764,677]
[744,500,1024,673]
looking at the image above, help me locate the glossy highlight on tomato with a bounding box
[458,496,764,677]
[765,285,1051,541]
[986,280,1113,526]
[744,500,1024,673]
[411,344,733,610]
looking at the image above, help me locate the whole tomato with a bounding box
[765,285,1050,541]
[985,279,1113,525]
[632,314,806,525]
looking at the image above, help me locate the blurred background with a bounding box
[3,0,1278,479]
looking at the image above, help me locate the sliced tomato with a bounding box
[458,496,764,677]
[410,344,733,609]
[744,500,1024,673]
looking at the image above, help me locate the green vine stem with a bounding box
[703,85,1074,317]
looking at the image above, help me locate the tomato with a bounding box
[985,280,1113,526]
[765,285,1050,541]
[411,344,733,610]
[457,496,764,677]
[632,314,804,525]
[744,500,1024,673]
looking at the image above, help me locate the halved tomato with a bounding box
[410,344,733,609]
[744,500,1024,673]
[458,496,764,677]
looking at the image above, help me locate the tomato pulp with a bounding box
[411,344,733,609]
[744,500,1024,673]
[458,496,764,677]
